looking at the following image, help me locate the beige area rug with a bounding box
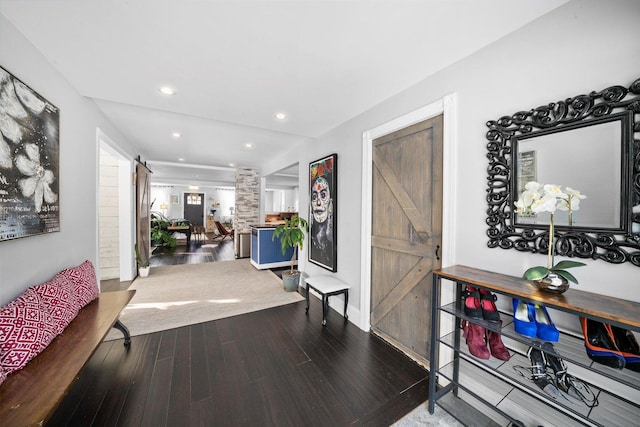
[105,259,303,340]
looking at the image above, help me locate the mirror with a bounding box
[486,77,640,267]
[264,163,299,214]
[514,115,623,230]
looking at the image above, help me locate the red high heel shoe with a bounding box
[462,320,490,359]
[486,322,510,361]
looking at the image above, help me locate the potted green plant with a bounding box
[273,215,309,291]
[150,212,177,249]
[134,244,150,277]
[515,182,586,292]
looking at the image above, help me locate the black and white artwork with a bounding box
[0,66,60,241]
[309,153,337,272]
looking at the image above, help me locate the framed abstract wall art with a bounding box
[309,153,337,271]
[0,66,60,241]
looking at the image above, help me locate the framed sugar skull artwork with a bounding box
[309,153,337,271]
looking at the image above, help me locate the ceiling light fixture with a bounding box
[178,158,184,162]
[244,143,254,149]
[172,132,181,138]
[229,163,235,167]
[159,86,175,95]
[274,112,287,120]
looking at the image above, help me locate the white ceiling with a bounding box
[0,0,567,188]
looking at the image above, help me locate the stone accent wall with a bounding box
[234,168,260,232]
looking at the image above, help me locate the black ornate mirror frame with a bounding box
[486,77,640,267]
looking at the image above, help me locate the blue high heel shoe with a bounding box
[534,304,559,342]
[512,298,536,338]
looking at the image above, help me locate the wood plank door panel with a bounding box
[136,162,151,267]
[370,115,443,365]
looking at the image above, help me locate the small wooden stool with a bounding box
[304,276,349,326]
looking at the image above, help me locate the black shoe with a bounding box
[526,343,579,406]
[610,324,640,372]
[581,317,626,370]
[541,342,591,406]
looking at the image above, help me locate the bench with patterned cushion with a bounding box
[0,260,134,426]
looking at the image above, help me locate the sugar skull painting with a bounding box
[309,153,337,271]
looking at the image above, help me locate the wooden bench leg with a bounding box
[305,283,311,314]
[113,319,132,347]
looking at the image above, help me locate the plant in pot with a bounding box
[515,182,587,293]
[273,215,309,292]
[150,212,177,250]
[135,244,150,277]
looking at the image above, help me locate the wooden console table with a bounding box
[167,224,191,245]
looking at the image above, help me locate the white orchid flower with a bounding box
[543,184,567,199]
[557,187,587,212]
[531,193,559,214]
[15,143,58,212]
[524,181,543,193]
[565,187,586,199]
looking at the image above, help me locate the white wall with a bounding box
[2,1,638,314]
[98,148,120,280]
[150,185,236,224]
[0,15,136,304]
[262,0,640,329]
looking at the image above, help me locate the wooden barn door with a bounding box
[136,162,152,268]
[370,115,443,365]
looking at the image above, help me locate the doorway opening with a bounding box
[97,128,135,283]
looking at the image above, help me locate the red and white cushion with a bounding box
[57,260,99,308]
[0,364,6,385]
[32,275,80,335]
[0,288,57,374]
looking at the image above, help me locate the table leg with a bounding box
[305,283,310,314]
[322,295,328,326]
[343,290,349,320]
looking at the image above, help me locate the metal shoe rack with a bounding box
[428,265,640,426]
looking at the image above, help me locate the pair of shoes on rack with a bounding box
[580,317,640,371]
[463,286,500,322]
[541,342,598,407]
[512,299,559,342]
[521,342,598,407]
[461,320,510,361]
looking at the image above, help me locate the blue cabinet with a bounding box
[250,226,296,269]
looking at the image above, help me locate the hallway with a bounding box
[59,241,430,426]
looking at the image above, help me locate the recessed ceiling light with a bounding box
[178,158,184,162]
[159,86,175,95]
[274,112,287,120]
[229,163,235,167]
[244,143,254,149]
[172,132,181,138]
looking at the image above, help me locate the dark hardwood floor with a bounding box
[150,233,236,266]
[74,236,430,426]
